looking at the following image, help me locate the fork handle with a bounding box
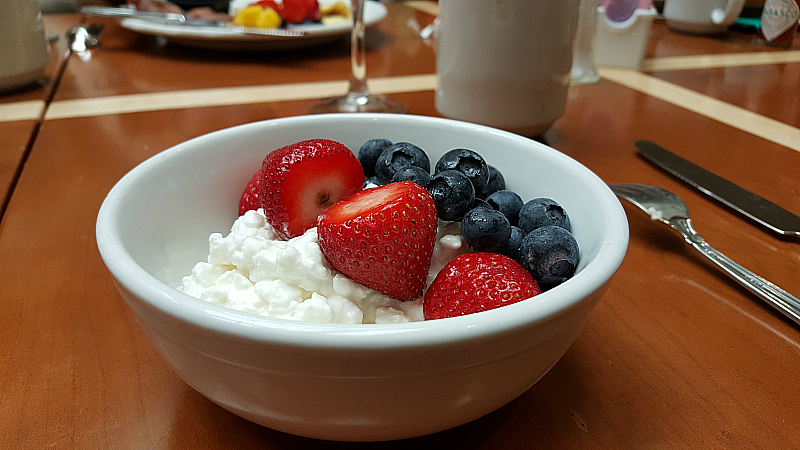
[670,218,800,326]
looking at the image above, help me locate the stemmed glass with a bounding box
[310,0,407,113]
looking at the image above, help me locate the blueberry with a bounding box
[375,142,430,185]
[358,139,392,178]
[392,165,431,188]
[364,176,380,188]
[519,226,579,285]
[498,225,526,262]
[434,148,489,195]
[537,282,561,292]
[485,190,523,226]
[518,198,570,233]
[479,165,505,199]
[427,169,475,221]
[471,197,491,211]
[461,207,511,252]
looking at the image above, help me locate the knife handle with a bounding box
[80,6,186,23]
[671,218,800,326]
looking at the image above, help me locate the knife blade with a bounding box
[635,139,800,239]
[79,6,304,37]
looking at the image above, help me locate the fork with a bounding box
[609,183,800,326]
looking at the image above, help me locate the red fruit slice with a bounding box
[255,0,282,14]
[238,167,262,216]
[259,139,364,240]
[318,181,438,301]
[423,252,541,320]
[303,0,320,21]
[281,0,308,24]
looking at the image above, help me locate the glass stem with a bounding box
[347,0,370,102]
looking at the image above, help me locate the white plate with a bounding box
[118,0,387,50]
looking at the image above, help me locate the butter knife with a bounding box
[636,139,800,239]
[80,6,305,37]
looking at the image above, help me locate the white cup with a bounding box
[663,0,746,34]
[0,0,50,92]
[435,0,581,137]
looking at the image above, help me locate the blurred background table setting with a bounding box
[1,0,799,447]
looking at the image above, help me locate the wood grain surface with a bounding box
[1,2,798,448]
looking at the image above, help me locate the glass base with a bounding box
[570,66,599,86]
[310,93,408,114]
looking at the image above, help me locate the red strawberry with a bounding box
[423,252,541,320]
[238,167,262,216]
[303,0,320,22]
[255,0,282,15]
[317,181,438,301]
[281,0,308,24]
[259,139,364,240]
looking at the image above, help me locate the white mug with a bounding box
[0,0,50,92]
[435,0,581,137]
[663,0,746,34]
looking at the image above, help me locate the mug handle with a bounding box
[711,0,746,25]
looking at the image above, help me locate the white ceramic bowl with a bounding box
[96,114,628,442]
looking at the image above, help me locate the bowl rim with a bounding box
[96,113,629,350]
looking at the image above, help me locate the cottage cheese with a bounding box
[179,209,468,324]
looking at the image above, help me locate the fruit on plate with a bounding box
[234,0,349,28]
[238,167,262,216]
[259,139,364,240]
[423,252,541,320]
[282,0,320,24]
[317,181,438,301]
[320,1,351,19]
[234,1,282,28]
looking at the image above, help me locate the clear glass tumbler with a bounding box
[571,0,600,85]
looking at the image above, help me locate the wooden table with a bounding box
[0,14,79,216]
[1,2,799,448]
